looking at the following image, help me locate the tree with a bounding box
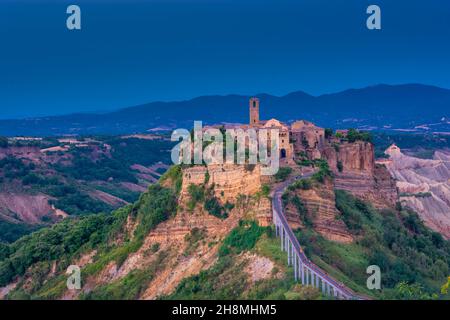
[324,128,333,139]
[441,277,450,295]
[347,128,372,143]
[0,137,8,148]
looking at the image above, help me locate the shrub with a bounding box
[347,128,372,143]
[219,220,267,256]
[261,184,271,197]
[274,167,292,182]
[0,137,8,148]
[159,165,183,194]
[288,179,312,191]
[291,195,312,227]
[187,184,205,211]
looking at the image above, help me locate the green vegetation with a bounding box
[167,220,286,300]
[295,151,312,167]
[399,192,432,198]
[391,282,438,300]
[49,191,113,216]
[204,196,233,219]
[294,190,450,299]
[159,165,183,194]
[0,156,34,180]
[132,184,177,242]
[274,167,292,182]
[186,182,233,219]
[282,190,313,228]
[0,137,8,148]
[372,132,450,159]
[291,195,312,227]
[187,184,205,211]
[0,183,177,298]
[0,212,124,287]
[288,179,312,191]
[442,277,450,294]
[81,250,168,300]
[219,220,268,256]
[311,159,332,183]
[261,184,271,198]
[167,220,323,300]
[184,227,207,256]
[346,128,372,143]
[55,153,138,183]
[104,137,173,168]
[0,221,40,243]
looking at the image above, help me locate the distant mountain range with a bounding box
[1,84,449,136]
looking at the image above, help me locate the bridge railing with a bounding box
[271,177,365,300]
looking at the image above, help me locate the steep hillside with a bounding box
[0,165,296,300]
[1,162,449,300]
[382,146,450,239]
[289,183,450,299]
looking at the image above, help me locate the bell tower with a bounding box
[249,97,260,126]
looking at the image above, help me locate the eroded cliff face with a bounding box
[323,141,397,208]
[0,192,65,224]
[285,179,353,244]
[181,164,262,204]
[383,146,450,238]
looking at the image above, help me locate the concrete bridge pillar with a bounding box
[294,254,298,281]
[301,263,305,284]
[287,240,291,266]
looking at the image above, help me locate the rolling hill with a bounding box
[1,84,449,136]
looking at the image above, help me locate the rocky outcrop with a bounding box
[323,141,397,208]
[181,164,262,203]
[383,145,450,238]
[287,180,353,243]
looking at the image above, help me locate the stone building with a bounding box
[245,97,325,162]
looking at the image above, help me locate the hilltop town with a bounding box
[0,98,448,301]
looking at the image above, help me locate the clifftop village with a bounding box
[195,97,360,165]
[180,98,398,229]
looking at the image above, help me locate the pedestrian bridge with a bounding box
[272,176,365,300]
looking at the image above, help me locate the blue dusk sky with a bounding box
[0,0,449,118]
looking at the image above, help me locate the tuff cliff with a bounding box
[322,141,398,208]
[181,164,262,204]
[284,178,353,243]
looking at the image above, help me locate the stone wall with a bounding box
[181,164,262,204]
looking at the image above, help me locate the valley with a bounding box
[0,123,448,300]
[0,135,174,242]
